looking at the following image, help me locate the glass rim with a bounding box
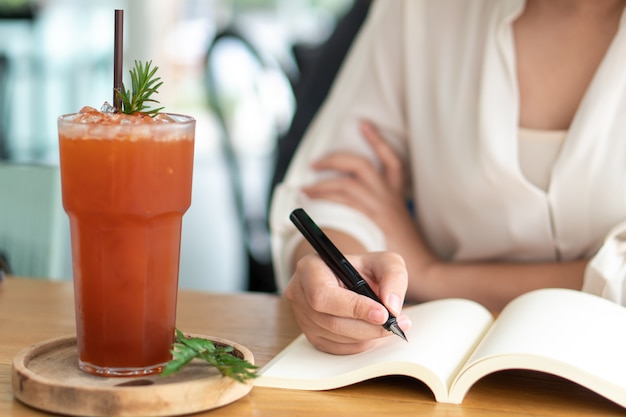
[57,112,196,125]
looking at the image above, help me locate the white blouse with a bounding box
[270,0,626,291]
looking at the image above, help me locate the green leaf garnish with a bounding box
[115,60,164,116]
[162,329,258,383]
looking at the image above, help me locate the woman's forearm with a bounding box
[407,257,587,311]
[385,217,588,310]
[291,225,587,312]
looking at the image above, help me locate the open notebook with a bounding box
[255,288,626,408]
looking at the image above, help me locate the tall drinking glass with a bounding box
[58,108,195,377]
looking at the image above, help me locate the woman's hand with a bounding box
[284,249,411,354]
[302,121,432,261]
[302,121,411,244]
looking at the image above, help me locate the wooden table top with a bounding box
[1,277,624,417]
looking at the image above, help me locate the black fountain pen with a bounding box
[290,208,408,342]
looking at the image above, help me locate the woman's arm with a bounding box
[301,121,587,311]
[409,257,586,312]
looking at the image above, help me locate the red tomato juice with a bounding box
[58,109,195,376]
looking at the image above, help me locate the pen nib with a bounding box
[388,322,408,342]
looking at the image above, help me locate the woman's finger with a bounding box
[311,151,388,193]
[360,120,405,193]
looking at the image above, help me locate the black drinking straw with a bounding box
[113,9,124,111]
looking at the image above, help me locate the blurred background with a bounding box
[0,0,358,292]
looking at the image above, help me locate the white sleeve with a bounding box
[269,1,408,292]
[582,220,626,306]
[270,185,387,293]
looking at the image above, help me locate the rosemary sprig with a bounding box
[115,60,164,116]
[162,329,258,383]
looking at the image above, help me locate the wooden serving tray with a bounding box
[11,335,255,417]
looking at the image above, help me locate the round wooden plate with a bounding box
[11,335,255,417]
